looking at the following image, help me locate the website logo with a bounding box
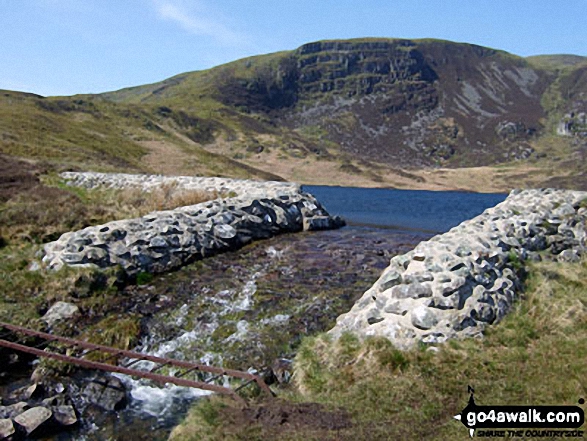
[454,386,585,438]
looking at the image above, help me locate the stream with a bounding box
[74,225,432,440]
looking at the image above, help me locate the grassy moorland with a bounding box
[2,39,587,192]
[0,155,218,352]
[169,257,587,440]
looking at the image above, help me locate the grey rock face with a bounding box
[42,173,344,275]
[330,188,587,349]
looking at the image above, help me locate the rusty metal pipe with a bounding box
[0,338,245,404]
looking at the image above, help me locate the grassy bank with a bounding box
[170,257,587,440]
[0,160,217,344]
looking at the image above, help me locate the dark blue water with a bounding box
[303,185,507,233]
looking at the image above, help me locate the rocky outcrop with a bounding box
[329,188,587,348]
[42,173,344,275]
[558,111,587,137]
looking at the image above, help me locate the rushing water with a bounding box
[49,186,508,440]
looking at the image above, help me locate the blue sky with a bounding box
[1,0,586,96]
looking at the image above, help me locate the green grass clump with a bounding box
[171,258,587,440]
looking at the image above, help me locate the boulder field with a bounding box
[42,173,344,275]
[329,188,587,348]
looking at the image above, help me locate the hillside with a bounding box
[1,38,587,191]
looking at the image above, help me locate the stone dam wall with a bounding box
[42,173,344,275]
[329,188,587,348]
[43,175,587,348]
[59,172,302,198]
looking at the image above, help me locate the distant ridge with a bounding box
[1,38,586,191]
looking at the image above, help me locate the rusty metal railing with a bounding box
[0,321,274,404]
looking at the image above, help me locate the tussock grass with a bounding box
[172,258,587,440]
[0,174,218,356]
[0,177,218,244]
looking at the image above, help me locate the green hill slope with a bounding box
[1,38,587,191]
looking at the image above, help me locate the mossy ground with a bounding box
[170,257,587,440]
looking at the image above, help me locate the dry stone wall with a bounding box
[59,172,302,198]
[329,188,587,348]
[42,173,344,275]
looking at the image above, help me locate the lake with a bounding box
[303,185,508,233]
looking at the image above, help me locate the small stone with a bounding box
[149,236,168,248]
[10,383,44,401]
[422,332,447,344]
[378,271,402,291]
[383,301,407,315]
[52,405,77,426]
[213,224,237,239]
[303,216,335,231]
[427,296,455,310]
[558,249,580,263]
[407,283,433,298]
[367,316,385,325]
[0,419,15,439]
[411,306,438,330]
[86,247,108,261]
[412,252,426,262]
[13,406,52,435]
[42,301,79,327]
[2,402,29,419]
[391,283,432,299]
[403,272,434,283]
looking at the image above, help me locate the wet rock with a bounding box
[9,383,44,402]
[52,405,77,426]
[1,402,29,419]
[13,406,52,435]
[0,418,15,439]
[82,375,128,411]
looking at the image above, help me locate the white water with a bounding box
[114,270,266,419]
